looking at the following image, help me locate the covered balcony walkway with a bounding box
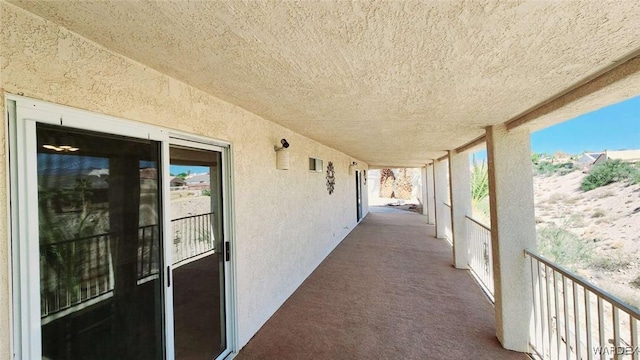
[236,212,527,360]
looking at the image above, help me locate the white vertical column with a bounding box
[420,166,428,217]
[449,150,471,269]
[486,124,536,352]
[434,159,449,239]
[426,163,436,225]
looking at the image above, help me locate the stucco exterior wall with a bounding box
[0,2,369,356]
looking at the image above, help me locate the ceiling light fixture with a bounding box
[43,144,79,152]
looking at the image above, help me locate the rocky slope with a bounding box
[533,171,640,308]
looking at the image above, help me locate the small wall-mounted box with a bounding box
[309,158,323,172]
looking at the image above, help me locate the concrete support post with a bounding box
[434,159,449,239]
[486,124,537,352]
[420,166,428,217]
[448,150,471,269]
[426,163,436,225]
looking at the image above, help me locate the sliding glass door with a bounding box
[169,144,228,360]
[9,97,233,360]
[37,124,165,359]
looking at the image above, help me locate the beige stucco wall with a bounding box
[0,2,369,356]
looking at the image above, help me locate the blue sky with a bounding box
[170,165,209,177]
[530,95,639,154]
[473,95,640,161]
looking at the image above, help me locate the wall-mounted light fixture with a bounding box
[349,161,358,175]
[274,138,290,170]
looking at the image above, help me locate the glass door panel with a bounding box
[36,124,165,359]
[169,145,226,360]
[356,171,363,221]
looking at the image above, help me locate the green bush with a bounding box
[533,161,574,176]
[581,160,640,191]
[537,223,592,269]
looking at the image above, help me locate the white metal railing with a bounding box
[526,250,640,360]
[171,212,215,267]
[442,203,452,245]
[466,216,494,299]
[41,213,216,322]
[40,232,115,321]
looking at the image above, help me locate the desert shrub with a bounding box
[546,193,565,204]
[587,251,632,272]
[591,209,606,218]
[631,275,640,289]
[471,158,489,204]
[581,160,640,191]
[537,223,592,268]
[533,161,574,176]
[531,153,540,164]
[566,214,584,228]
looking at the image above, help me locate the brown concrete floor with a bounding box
[235,212,528,360]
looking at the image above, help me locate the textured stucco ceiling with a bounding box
[8,0,640,167]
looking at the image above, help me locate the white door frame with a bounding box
[164,137,235,360]
[6,94,238,360]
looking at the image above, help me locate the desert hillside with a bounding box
[533,171,640,309]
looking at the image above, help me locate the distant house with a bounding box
[576,152,604,169]
[592,149,640,166]
[170,177,187,190]
[185,174,210,190]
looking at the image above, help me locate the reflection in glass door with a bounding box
[36,124,165,359]
[169,145,227,360]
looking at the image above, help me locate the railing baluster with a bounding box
[538,260,547,358]
[530,256,539,351]
[95,235,100,296]
[563,276,571,359]
[553,270,562,360]
[76,240,82,304]
[573,281,581,360]
[598,297,605,360]
[613,307,620,360]
[631,317,638,360]
[546,264,556,360]
[586,290,593,360]
[66,242,71,308]
[148,226,153,276]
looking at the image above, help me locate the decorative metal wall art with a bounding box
[326,161,335,194]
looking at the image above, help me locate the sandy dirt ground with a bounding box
[369,196,424,214]
[170,194,212,220]
[534,171,640,308]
